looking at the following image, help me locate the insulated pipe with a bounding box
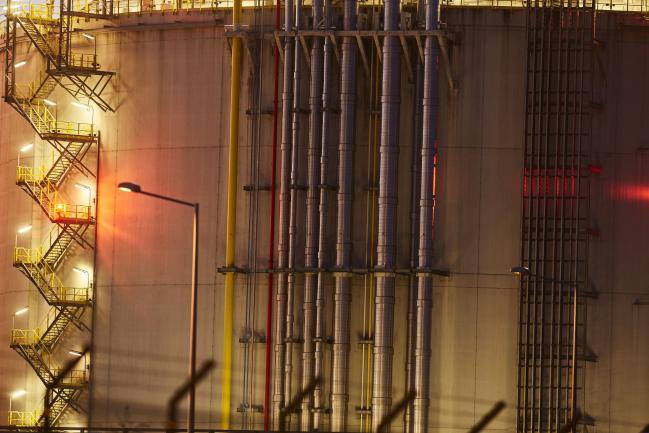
[372,0,401,428]
[222,0,242,426]
[284,0,303,427]
[273,0,295,426]
[264,0,282,428]
[301,0,324,428]
[331,0,357,430]
[313,0,333,429]
[404,57,424,433]
[412,0,438,430]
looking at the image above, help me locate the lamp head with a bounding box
[511,266,531,276]
[118,182,141,193]
[11,389,26,399]
[17,225,32,234]
[14,307,29,316]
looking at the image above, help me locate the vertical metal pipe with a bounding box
[222,0,242,425]
[331,0,357,430]
[372,0,400,428]
[285,0,303,428]
[273,0,295,426]
[411,0,438,426]
[301,0,325,428]
[313,0,333,429]
[264,0,282,428]
[404,55,424,433]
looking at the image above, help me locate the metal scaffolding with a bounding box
[518,0,595,431]
[4,0,114,426]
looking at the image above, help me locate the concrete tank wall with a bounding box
[0,7,648,433]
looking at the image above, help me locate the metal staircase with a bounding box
[4,0,112,426]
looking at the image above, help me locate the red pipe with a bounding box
[264,0,281,429]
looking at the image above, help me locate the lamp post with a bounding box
[15,225,32,250]
[73,267,91,289]
[511,265,579,431]
[12,307,29,329]
[9,389,26,423]
[17,143,33,167]
[117,181,199,433]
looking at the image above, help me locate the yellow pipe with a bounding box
[222,0,242,427]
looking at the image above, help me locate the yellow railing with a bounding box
[14,247,91,302]
[16,165,93,222]
[50,120,95,137]
[51,368,87,386]
[8,1,57,20]
[8,410,38,427]
[69,52,98,69]
[11,328,42,346]
[440,0,649,11]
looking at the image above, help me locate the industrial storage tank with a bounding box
[1,0,649,432]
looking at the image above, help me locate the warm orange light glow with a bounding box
[118,186,132,192]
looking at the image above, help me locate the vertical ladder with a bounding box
[518,0,595,432]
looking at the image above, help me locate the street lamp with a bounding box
[15,225,32,247]
[117,181,199,433]
[12,307,28,329]
[9,389,26,415]
[75,183,93,208]
[73,267,91,289]
[511,264,579,427]
[17,143,33,166]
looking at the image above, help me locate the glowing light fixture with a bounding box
[73,267,91,288]
[82,33,95,40]
[117,182,141,193]
[71,101,91,111]
[68,350,84,357]
[17,225,32,234]
[510,266,531,276]
[11,390,26,399]
[43,99,57,107]
[75,183,91,192]
[20,143,33,152]
[14,307,29,316]
[14,60,27,68]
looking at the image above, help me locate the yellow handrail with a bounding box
[221,0,241,426]
[8,410,38,427]
[16,165,93,223]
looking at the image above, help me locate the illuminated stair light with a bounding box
[82,33,95,40]
[14,60,27,68]
[68,350,84,357]
[71,101,92,111]
[20,143,33,152]
[17,225,32,234]
[11,389,26,399]
[43,99,57,107]
[14,307,29,316]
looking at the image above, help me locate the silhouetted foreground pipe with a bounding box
[301,0,324,427]
[264,0,282,428]
[331,0,357,430]
[273,0,295,425]
[222,0,242,426]
[372,0,401,428]
[467,401,506,433]
[167,361,215,433]
[412,0,439,430]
